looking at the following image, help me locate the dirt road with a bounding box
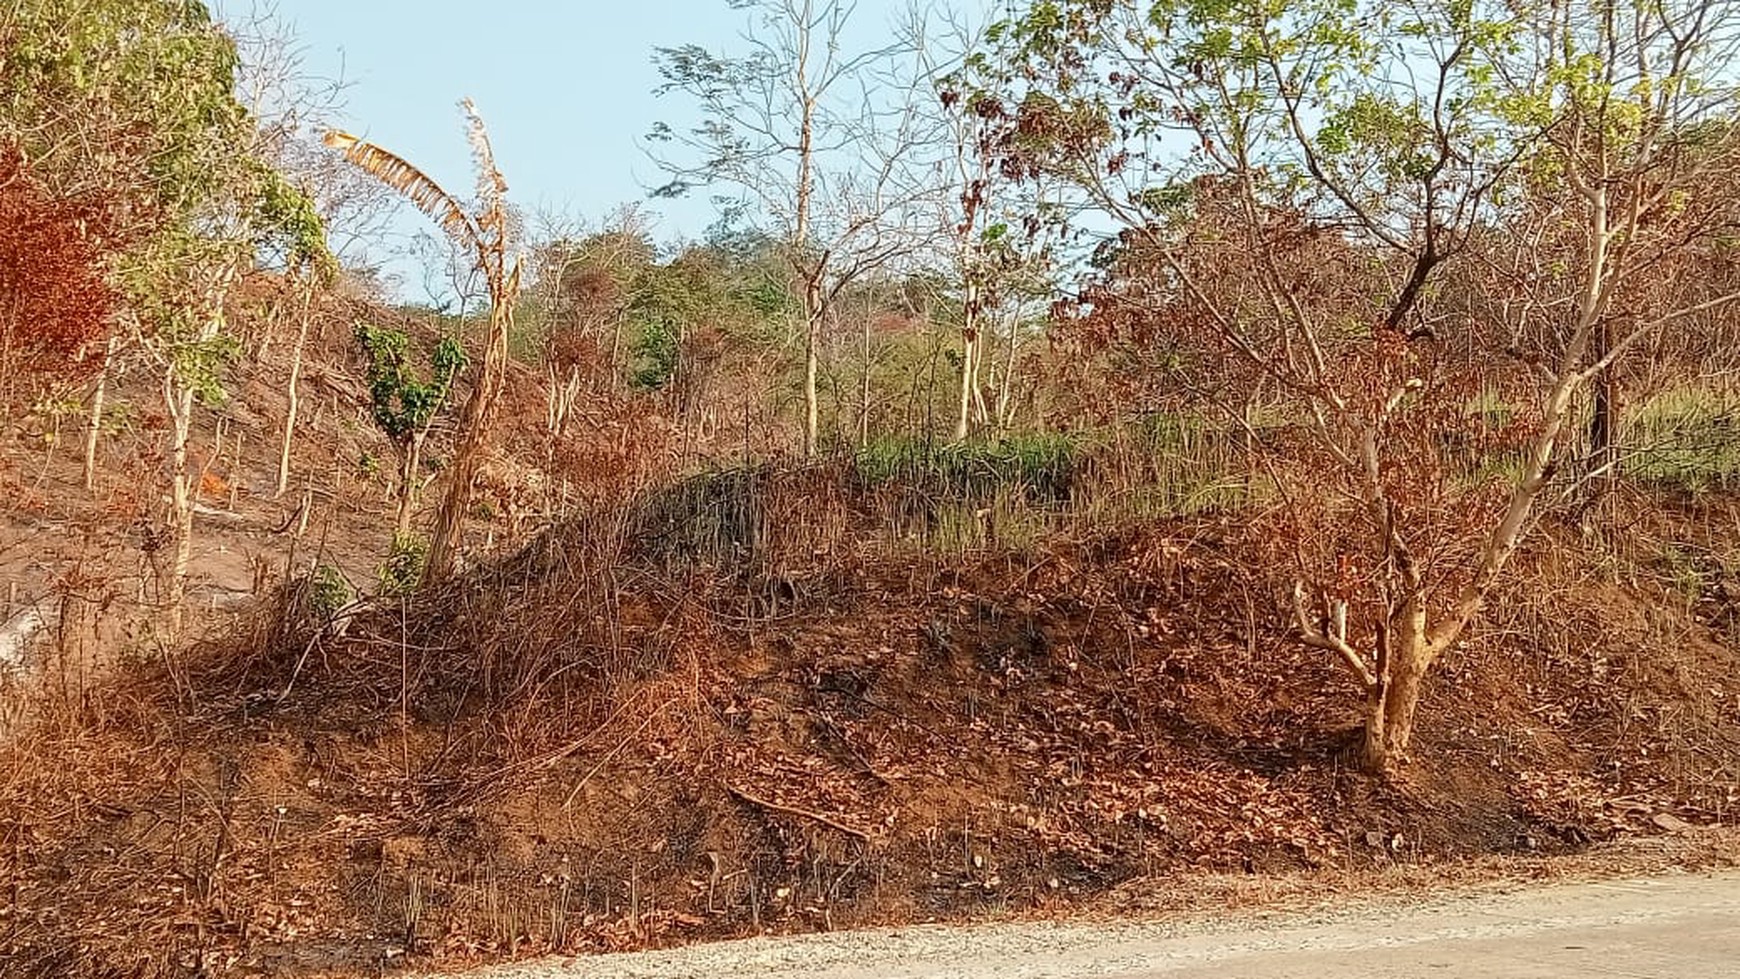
[436,870,1740,978]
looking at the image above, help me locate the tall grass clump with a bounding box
[1627,386,1740,493]
[853,432,1080,503]
[1070,412,1263,524]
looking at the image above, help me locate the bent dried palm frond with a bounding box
[322,130,479,248]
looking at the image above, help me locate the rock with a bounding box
[0,605,48,672]
[1652,812,1697,834]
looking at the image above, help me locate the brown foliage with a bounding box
[0,149,118,387]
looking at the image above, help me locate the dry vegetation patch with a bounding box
[3,471,1736,978]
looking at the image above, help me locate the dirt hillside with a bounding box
[3,463,1737,977]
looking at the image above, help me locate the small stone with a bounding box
[1652,813,1696,834]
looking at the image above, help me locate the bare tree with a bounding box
[918,10,1070,441]
[650,0,936,454]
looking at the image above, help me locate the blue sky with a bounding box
[215,0,920,292]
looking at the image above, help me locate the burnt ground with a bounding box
[2,478,1737,978]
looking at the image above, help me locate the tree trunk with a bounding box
[425,299,513,585]
[1361,597,1433,773]
[955,288,978,442]
[159,266,232,638]
[970,340,991,428]
[394,433,424,538]
[802,276,823,456]
[82,334,116,491]
[1588,316,1621,498]
[793,20,817,455]
[276,282,315,499]
[163,369,198,639]
[858,308,873,447]
[545,365,564,439]
[996,314,1020,431]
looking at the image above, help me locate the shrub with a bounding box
[378,533,428,596]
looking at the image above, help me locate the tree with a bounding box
[1003,0,1740,770]
[1498,1,1740,501]
[0,147,117,401]
[355,323,466,537]
[253,158,341,503]
[650,0,934,455]
[925,14,1069,440]
[0,0,247,212]
[132,161,327,636]
[325,99,522,584]
[523,209,656,441]
[0,0,329,635]
[272,254,331,499]
[224,18,366,501]
[3,0,244,503]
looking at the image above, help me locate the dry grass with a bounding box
[3,466,1738,978]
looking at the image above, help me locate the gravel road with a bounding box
[425,870,1740,978]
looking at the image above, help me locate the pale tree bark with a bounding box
[970,340,992,429]
[275,277,316,498]
[160,272,236,639]
[791,0,820,454]
[1014,0,1740,775]
[545,362,580,440]
[802,274,822,455]
[544,357,582,515]
[858,306,874,446]
[394,431,426,538]
[651,0,931,456]
[793,0,835,455]
[995,317,1020,431]
[82,334,117,492]
[1364,595,1432,770]
[1302,178,1687,770]
[162,363,199,639]
[954,283,979,442]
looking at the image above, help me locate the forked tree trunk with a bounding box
[955,286,979,442]
[1361,596,1434,772]
[1353,196,1612,771]
[970,345,992,428]
[996,314,1020,431]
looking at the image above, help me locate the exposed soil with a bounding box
[2,465,1737,978]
